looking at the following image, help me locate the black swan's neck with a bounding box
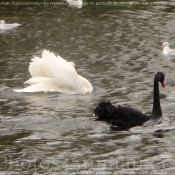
[152,78,162,118]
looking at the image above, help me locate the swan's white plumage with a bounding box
[0,20,21,30]
[14,50,93,94]
[66,0,83,8]
[29,56,54,78]
[162,42,175,55]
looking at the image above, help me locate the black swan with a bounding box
[93,72,165,128]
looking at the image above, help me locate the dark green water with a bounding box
[0,0,175,174]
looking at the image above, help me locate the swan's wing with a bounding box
[15,76,79,93]
[78,75,93,92]
[29,56,54,78]
[29,57,45,77]
[29,52,74,78]
[42,50,86,94]
[24,77,57,86]
[14,83,58,93]
[14,77,59,92]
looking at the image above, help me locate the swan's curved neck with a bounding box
[152,79,162,118]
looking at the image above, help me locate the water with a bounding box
[0,0,175,174]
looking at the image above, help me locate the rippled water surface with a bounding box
[1,0,175,174]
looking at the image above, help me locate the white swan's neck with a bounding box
[163,45,170,55]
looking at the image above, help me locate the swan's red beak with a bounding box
[161,79,165,87]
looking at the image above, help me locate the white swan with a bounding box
[162,42,175,55]
[0,20,21,30]
[14,50,93,94]
[66,0,83,8]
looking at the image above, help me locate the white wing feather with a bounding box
[42,50,86,94]
[29,56,54,78]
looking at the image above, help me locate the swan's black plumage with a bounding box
[94,72,165,128]
[94,102,151,127]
